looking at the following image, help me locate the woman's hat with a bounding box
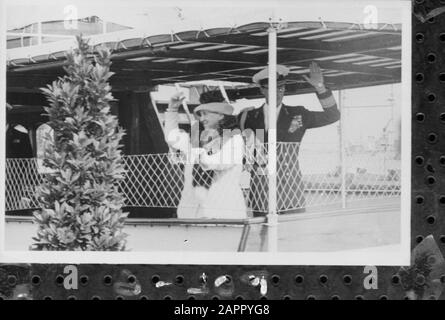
[194,102,234,116]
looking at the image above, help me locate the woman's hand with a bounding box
[167,92,186,112]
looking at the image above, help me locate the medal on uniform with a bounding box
[288,115,303,133]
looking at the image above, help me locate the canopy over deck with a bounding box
[7,21,401,98]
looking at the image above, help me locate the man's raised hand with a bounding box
[302,62,325,91]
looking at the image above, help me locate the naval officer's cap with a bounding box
[252,65,290,87]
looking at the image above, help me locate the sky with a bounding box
[6,0,406,31]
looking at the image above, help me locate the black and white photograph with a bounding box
[1,0,411,265]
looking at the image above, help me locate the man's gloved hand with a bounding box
[302,61,327,93]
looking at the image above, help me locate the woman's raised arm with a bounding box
[164,92,191,154]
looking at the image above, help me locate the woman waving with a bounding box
[164,93,247,219]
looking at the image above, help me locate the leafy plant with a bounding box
[32,35,128,251]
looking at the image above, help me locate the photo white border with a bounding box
[0,0,411,265]
[0,0,7,255]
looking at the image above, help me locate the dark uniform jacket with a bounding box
[6,126,33,158]
[237,88,340,215]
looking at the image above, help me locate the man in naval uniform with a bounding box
[238,62,340,216]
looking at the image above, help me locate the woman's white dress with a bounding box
[164,111,247,219]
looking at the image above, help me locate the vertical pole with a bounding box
[102,19,107,34]
[267,26,278,252]
[37,21,42,45]
[339,90,347,209]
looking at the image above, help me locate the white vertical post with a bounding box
[267,26,278,252]
[339,90,347,209]
[37,22,42,45]
[102,19,107,34]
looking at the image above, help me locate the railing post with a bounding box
[339,90,347,209]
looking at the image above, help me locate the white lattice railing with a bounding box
[5,143,401,213]
[6,158,43,211]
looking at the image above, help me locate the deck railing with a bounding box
[5,143,401,213]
